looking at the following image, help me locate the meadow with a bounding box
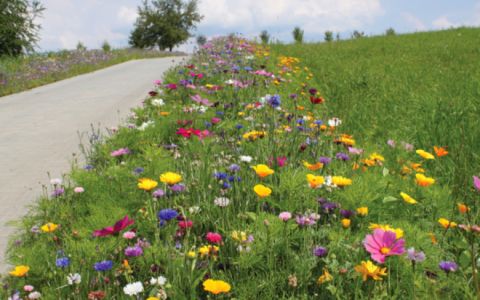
[0,48,177,97]
[2,28,480,299]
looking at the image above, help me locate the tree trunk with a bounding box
[169,46,173,52]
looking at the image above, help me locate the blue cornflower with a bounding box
[268,94,281,108]
[235,124,244,130]
[214,172,228,180]
[157,209,178,221]
[56,257,70,268]
[94,260,113,271]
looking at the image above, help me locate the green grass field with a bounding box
[3,28,480,299]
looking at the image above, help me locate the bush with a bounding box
[386,27,396,36]
[196,34,207,46]
[324,31,333,42]
[76,41,87,52]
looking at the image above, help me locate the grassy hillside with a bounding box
[2,30,480,299]
[0,49,179,97]
[272,27,480,198]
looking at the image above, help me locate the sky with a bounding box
[36,0,480,52]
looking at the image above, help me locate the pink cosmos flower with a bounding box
[206,232,222,244]
[153,80,162,86]
[473,176,480,192]
[123,231,136,239]
[93,215,134,237]
[74,187,84,193]
[278,212,292,221]
[211,117,221,124]
[110,148,130,157]
[363,229,405,263]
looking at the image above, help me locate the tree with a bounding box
[196,34,206,46]
[292,26,304,44]
[129,0,203,52]
[0,0,44,56]
[260,30,270,44]
[324,31,333,42]
[352,30,365,39]
[386,27,396,36]
[101,40,111,52]
[76,41,86,52]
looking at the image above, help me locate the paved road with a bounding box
[0,56,186,270]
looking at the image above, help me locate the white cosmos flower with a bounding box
[214,197,230,207]
[150,275,167,286]
[67,273,81,285]
[327,118,342,127]
[123,281,144,296]
[138,121,154,131]
[50,178,62,185]
[239,155,253,163]
[151,98,165,106]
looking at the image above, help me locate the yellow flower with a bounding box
[338,136,355,146]
[203,279,231,295]
[341,218,351,228]
[231,231,247,242]
[198,245,219,258]
[369,153,385,162]
[137,178,158,191]
[303,161,323,171]
[415,173,435,187]
[160,172,182,185]
[187,251,196,258]
[147,297,160,300]
[438,218,457,229]
[400,192,417,204]
[306,174,324,188]
[369,224,404,239]
[317,268,333,284]
[253,184,272,198]
[416,149,435,160]
[332,176,352,187]
[356,207,368,216]
[242,130,266,141]
[41,222,58,233]
[9,265,29,277]
[354,260,387,281]
[252,164,274,178]
[159,111,170,116]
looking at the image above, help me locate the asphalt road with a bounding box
[0,56,186,270]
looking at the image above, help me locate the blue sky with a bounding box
[37,0,480,52]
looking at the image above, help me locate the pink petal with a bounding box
[363,234,382,253]
[371,253,386,264]
[474,176,480,192]
[113,215,134,233]
[390,239,406,255]
[93,227,114,237]
[382,230,397,246]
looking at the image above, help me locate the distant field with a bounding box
[0,49,180,97]
[272,27,480,196]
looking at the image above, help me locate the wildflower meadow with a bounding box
[3,29,480,299]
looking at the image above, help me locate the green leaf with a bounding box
[382,196,398,203]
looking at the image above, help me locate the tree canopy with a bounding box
[129,0,202,52]
[0,0,44,56]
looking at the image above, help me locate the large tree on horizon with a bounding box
[0,0,44,56]
[129,0,202,52]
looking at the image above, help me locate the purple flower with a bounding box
[336,152,350,161]
[439,261,458,273]
[406,247,426,263]
[125,245,143,257]
[169,184,185,193]
[313,246,328,257]
[56,257,70,268]
[94,260,113,271]
[133,167,144,174]
[267,94,281,108]
[321,202,340,214]
[295,215,316,227]
[228,164,241,172]
[157,209,178,221]
[51,188,65,197]
[152,189,165,198]
[348,147,363,155]
[308,88,317,95]
[402,142,414,152]
[214,172,228,180]
[340,209,355,218]
[319,156,331,165]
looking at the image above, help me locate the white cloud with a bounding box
[118,6,138,24]
[197,0,384,39]
[432,16,457,29]
[401,12,427,31]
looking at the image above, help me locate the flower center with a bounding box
[380,247,391,254]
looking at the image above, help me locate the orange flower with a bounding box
[9,265,29,277]
[303,161,323,171]
[438,218,457,229]
[252,164,274,178]
[306,174,324,188]
[341,218,351,228]
[457,203,469,214]
[434,146,448,157]
[253,184,272,198]
[415,174,435,187]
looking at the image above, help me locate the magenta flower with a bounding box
[473,176,480,192]
[206,232,222,244]
[363,229,405,263]
[93,215,134,237]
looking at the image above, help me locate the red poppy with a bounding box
[310,96,325,104]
